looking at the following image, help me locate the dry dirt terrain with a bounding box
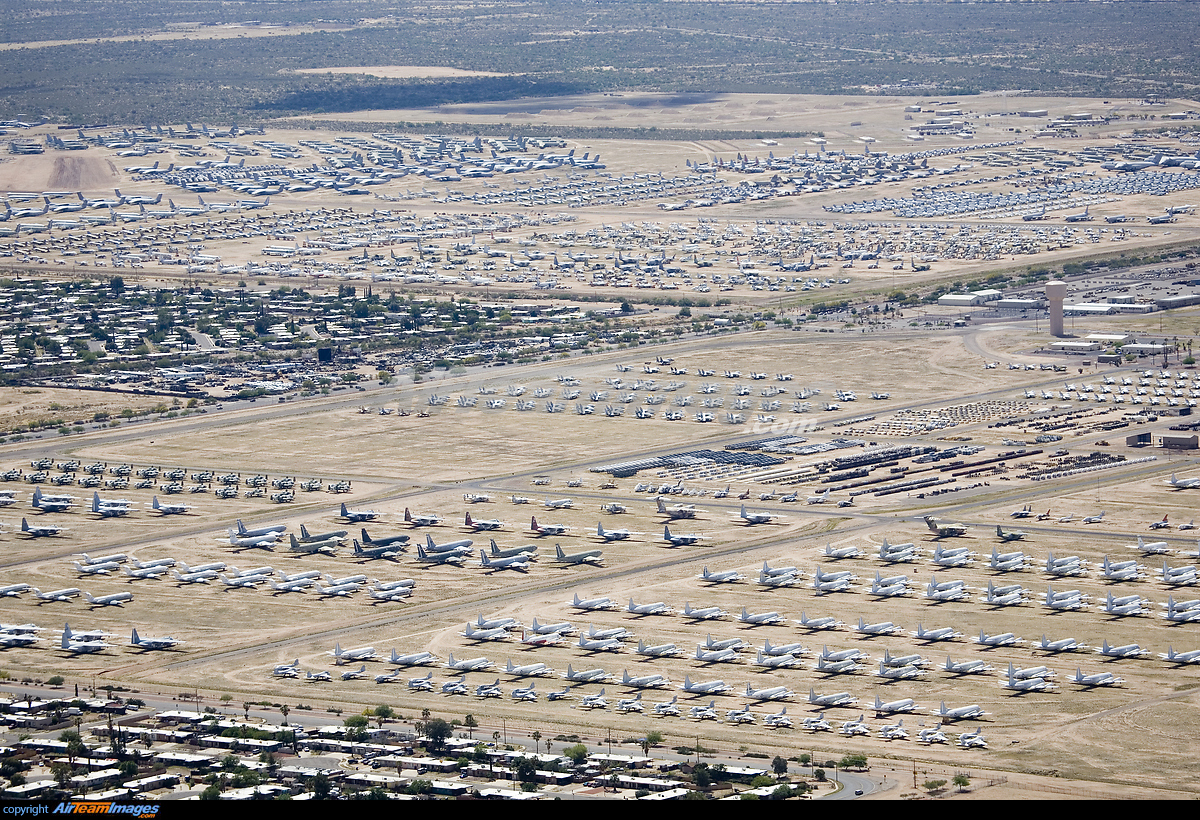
[0,325,1198,797]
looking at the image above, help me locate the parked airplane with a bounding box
[463,512,503,532]
[697,566,743,584]
[637,641,683,658]
[1069,668,1123,687]
[622,669,671,689]
[738,505,779,525]
[479,550,529,573]
[151,496,192,515]
[30,587,81,603]
[656,497,698,520]
[569,594,618,611]
[60,623,111,654]
[738,608,784,626]
[84,591,132,607]
[911,623,963,642]
[1094,640,1148,658]
[923,516,968,537]
[627,599,672,616]
[681,676,731,695]
[996,526,1027,542]
[404,508,443,527]
[975,630,1023,647]
[798,612,844,631]
[596,522,632,541]
[555,544,604,566]
[445,654,494,672]
[130,628,182,650]
[682,603,728,621]
[18,514,70,540]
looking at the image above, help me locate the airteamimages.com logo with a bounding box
[47,804,158,817]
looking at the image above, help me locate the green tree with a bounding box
[199,784,221,800]
[373,704,394,728]
[563,743,588,765]
[307,773,331,799]
[772,755,788,777]
[953,774,971,791]
[47,675,64,687]
[423,718,453,752]
[344,714,369,742]
[692,762,712,788]
[924,779,947,793]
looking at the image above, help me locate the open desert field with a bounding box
[1,323,1198,796]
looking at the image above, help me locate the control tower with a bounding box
[1046,280,1066,337]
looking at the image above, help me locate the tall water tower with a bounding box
[1046,280,1066,337]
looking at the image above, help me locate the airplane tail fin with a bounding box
[131,629,139,643]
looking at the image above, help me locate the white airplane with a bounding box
[911,624,962,642]
[462,623,512,642]
[682,603,728,621]
[763,708,792,728]
[738,505,779,525]
[1036,635,1086,653]
[753,650,803,669]
[1103,591,1149,616]
[475,679,504,699]
[802,712,833,732]
[876,661,923,681]
[1082,511,1105,524]
[596,522,632,541]
[1159,646,1200,665]
[85,591,132,607]
[578,634,623,653]
[957,728,988,748]
[975,630,1024,647]
[586,624,632,642]
[30,587,81,603]
[650,695,680,716]
[1069,668,1123,687]
[151,496,192,515]
[389,649,437,667]
[1100,556,1144,582]
[637,641,683,658]
[438,675,468,694]
[919,725,948,745]
[512,682,539,702]
[288,534,339,555]
[616,694,645,713]
[226,529,280,550]
[621,669,671,689]
[330,644,378,663]
[681,676,731,695]
[839,714,870,736]
[984,581,1029,607]
[746,682,793,702]
[943,655,993,675]
[463,494,491,504]
[738,608,784,626]
[698,566,743,584]
[821,543,862,559]
[1169,473,1200,490]
[569,593,618,611]
[627,599,673,616]
[581,689,609,709]
[544,497,574,510]
[563,664,610,683]
[404,508,443,527]
[600,503,627,514]
[446,654,494,672]
[1126,535,1172,557]
[756,570,800,588]
[856,618,902,636]
[689,700,719,721]
[798,613,844,631]
[130,628,182,650]
[404,672,434,691]
[1001,671,1052,693]
[932,701,986,720]
[880,719,909,741]
[1095,640,1148,659]
[1006,662,1054,681]
[508,662,554,681]
[806,489,831,505]
[0,584,30,599]
[529,618,576,636]
[464,512,503,532]
[555,544,604,566]
[726,703,755,724]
